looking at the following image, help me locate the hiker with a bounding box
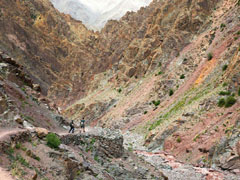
[80,117,85,133]
[69,120,75,133]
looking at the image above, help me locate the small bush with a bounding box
[152,100,160,106]
[46,133,61,149]
[33,155,40,161]
[223,82,228,87]
[15,143,21,149]
[180,74,185,79]
[169,89,174,96]
[238,88,240,96]
[218,98,225,107]
[222,65,228,71]
[158,71,163,75]
[176,137,182,143]
[144,111,148,114]
[118,88,122,93]
[16,154,29,167]
[220,23,226,28]
[225,96,237,108]
[207,53,213,60]
[158,62,162,67]
[219,91,231,96]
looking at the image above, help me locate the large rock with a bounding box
[14,115,23,124]
[60,127,124,158]
[35,127,49,138]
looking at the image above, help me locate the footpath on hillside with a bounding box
[0,128,239,180]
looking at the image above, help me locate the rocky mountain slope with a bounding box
[0,0,240,179]
[50,0,153,30]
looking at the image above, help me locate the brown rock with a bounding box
[32,172,37,180]
[14,115,23,125]
[236,141,240,156]
[35,128,49,138]
[127,67,136,78]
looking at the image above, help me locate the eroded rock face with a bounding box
[61,127,124,158]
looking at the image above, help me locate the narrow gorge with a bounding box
[0,0,240,179]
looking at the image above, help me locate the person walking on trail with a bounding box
[80,117,85,133]
[69,120,75,133]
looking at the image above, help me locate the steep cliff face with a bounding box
[0,0,113,107]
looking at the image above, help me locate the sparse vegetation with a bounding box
[90,138,96,145]
[193,134,200,142]
[180,74,185,79]
[222,64,228,71]
[16,154,29,167]
[207,53,213,60]
[169,89,174,96]
[158,62,162,67]
[148,119,163,131]
[218,98,225,107]
[225,96,237,108]
[94,155,99,162]
[46,133,61,149]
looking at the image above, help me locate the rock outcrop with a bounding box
[61,127,124,158]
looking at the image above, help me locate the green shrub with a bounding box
[218,98,225,107]
[158,62,162,67]
[238,88,240,96]
[118,88,122,93]
[176,137,181,143]
[223,82,228,87]
[219,91,231,96]
[207,53,213,60]
[144,111,148,114]
[152,100,160,106]
[222,65,228,71]
[15,143,21,149]
[46,133,61,149]
[225,96,237,108]
[220,23,226,28]
[169,89,174,96]
[158,71,163,75]
[180,74,185,79]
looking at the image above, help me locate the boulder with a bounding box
[35,127,49,138]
